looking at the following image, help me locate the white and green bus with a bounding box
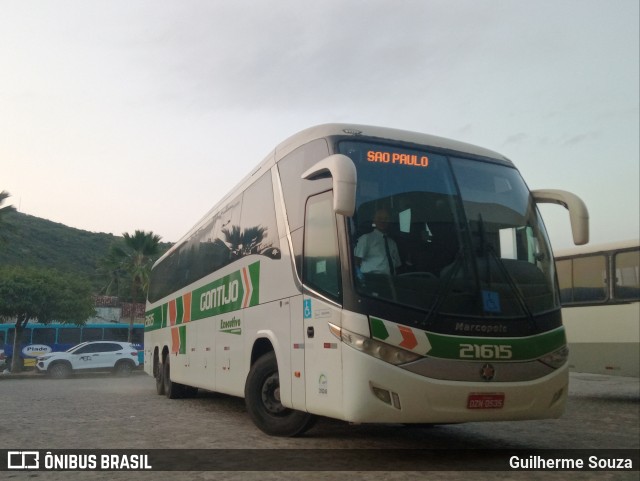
[144,124,589,436]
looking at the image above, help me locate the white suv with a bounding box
[36,341,140,379]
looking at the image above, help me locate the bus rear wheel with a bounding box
[163,356,185,399]
[155,360,165,395]
[245,351,315,437]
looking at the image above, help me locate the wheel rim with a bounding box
[118,363,132,374]
[260,372,286,415]
[52,365,67,377]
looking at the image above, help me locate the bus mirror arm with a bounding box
[302,154,357,217]
[531,189,589,245]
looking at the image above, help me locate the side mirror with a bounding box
[302,154,357,216]
[531,189,589,245]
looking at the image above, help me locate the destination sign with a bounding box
[367,150,429,168]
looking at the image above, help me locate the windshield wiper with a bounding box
[421,250,465,326]
[482,236,537,330]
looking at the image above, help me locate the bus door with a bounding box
[302,192,344,418]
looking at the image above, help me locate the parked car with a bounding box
[36,341,140,379]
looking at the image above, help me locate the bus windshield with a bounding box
[340,140,559,326]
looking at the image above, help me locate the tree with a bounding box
[102,230,162,341]
[97,245,128,299]
[0,267,96,372]
[0,191,17,244]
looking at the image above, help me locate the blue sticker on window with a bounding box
[303,299,312,319]
[482,290,501,313]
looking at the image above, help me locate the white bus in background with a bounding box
[555,240,639,377]
[144,124,589,436]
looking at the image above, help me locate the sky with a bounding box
[1,0,638,250]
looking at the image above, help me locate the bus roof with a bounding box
[274,123,511,164]
[554,239,639,258]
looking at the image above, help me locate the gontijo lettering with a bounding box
[367,150,429,167]
[200,280,240,310]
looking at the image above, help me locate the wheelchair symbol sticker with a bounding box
[303,299,312,319]
[482,290,501,313]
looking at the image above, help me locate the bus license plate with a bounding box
[467,393,505,409]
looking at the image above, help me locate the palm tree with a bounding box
[97,246,128,299]
[105,230,162,341]
[0,191,16,244]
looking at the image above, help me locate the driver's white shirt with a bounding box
[354,229,401,274]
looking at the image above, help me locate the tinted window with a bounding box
[58,328,81,344]
[614,248,640,300]
[99,343,123,353]
[573,255,607,302]
[303,192,341,301]
[82,328,103,342]
[340,140,559,319]
[75,343,121,354]
[131,328,143,344]
[556,259,572,304]
[74,344,96,354]
[104,328,128,341]
[8,328,31,344]
[239,172,281,260]
[32,328,56,344]
[557,255,608,304]
[149,172,282,303]
[278,138,330,231]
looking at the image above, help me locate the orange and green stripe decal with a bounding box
[171,325,186,354]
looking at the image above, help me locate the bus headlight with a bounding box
[329,323,421,365]
[540,346,569,369]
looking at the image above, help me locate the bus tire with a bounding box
[49,362,72,379]
[163,356,184,399]
[155,362,165,395]
[244,351,315,437]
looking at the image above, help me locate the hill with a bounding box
[0,211,170,294]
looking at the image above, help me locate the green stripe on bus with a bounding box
[369,314,566,361]
[179,325,186,355]
[370,317,390,340]
[424,327,566,361]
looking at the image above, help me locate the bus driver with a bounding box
[354,208,401,277]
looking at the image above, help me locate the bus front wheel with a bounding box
[163,356,185,399]
[245,351,315,437]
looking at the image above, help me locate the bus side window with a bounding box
[104,328,128,342]
[131,328,144,344]
[559,255,608,304]
[556,259,572,304]
[8,328,32,344]
[59,328,81,345]
[303,192,342,301]
[82,328,103,342]
[614,249,640,301]
[32,328,55,344]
